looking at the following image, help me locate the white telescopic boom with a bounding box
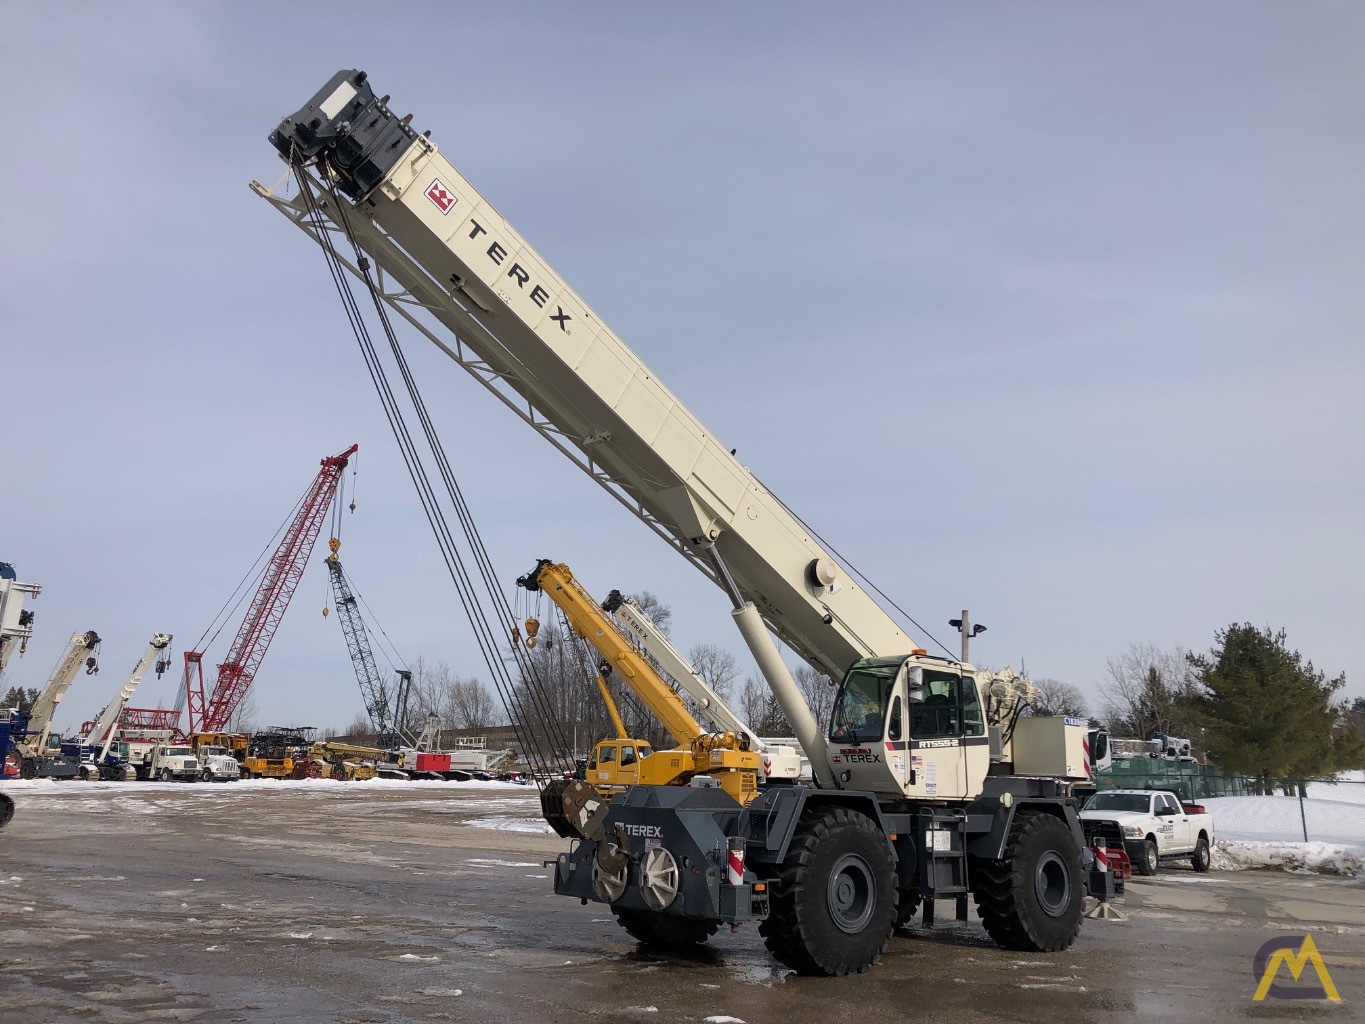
[256,71,920,699]
[90,633,172,760]
[21,630,100,755]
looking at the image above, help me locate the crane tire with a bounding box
[0,793,13,830]
[20,759,37,781]
[759,805,896,976]
[894,888,922,930]
[973,810,1084,953]
[613,907,719,947]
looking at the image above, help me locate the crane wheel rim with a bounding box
[591,857,629,903]
[1034,850,1071,918]
[639,848,681,911]
[826,852,876,934]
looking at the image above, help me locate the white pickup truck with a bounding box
[1080,788,1214,876]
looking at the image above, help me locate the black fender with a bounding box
[743,786,894,867]
[965,779,1086,861]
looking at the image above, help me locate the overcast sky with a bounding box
[2,1,1361,735]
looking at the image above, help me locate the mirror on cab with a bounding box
[906,664,926,704]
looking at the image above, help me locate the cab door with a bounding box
[593,743,618,785]
[616,742,641,786]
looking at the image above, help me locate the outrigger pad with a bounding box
[1083,897,1126,922]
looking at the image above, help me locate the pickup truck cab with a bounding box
[1080,788,1214,876]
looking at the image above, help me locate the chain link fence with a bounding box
[1202,779,1365,846]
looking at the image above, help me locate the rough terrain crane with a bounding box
[70,632,173,780]
[518,560,762,806]
[602,589,804,783]
[262,70,1108,975]
[7,630,101,780]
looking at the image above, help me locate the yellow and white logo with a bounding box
[1252,934,1341,1002]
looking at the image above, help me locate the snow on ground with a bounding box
[0,777,532,796]
[1201,771,1365,876]
[1211,840,1364,876]
[467,815,555,835]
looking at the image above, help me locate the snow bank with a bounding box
[1212,839,1364,876]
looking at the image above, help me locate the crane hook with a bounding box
[524,617,540,649]
[85,656,99,676]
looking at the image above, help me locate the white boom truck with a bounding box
[602,590,804,783]
[261,70,1109,975]
[75,632,173,780]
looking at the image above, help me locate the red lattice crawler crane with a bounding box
[123,445,357,738]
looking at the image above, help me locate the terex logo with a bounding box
[620,823,662,838]
[839,747,882,765]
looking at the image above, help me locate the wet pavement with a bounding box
[0,780,1361,1023]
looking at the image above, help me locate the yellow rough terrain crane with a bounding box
[518,560,761,806]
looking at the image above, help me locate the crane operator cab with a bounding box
[584,738,654,789]
[828,655,988,800]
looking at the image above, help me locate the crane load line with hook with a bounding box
[282,157,572,783]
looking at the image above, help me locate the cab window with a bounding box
[962,676,985,737]
[597,745,617,765]
[887,697,903,742]
[830,662,899,743]
[910,670,966,739]
[620,745,637,767]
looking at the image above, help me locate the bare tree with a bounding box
[687,643,738,704]
[793,664,837,729]
[737,674,769,729]
[225,688,258,734]
[447,676,500,730]
[629,591,672,636]
[1099,642,1198,738]
[339,711,373,739]
[1026,678,1090,718]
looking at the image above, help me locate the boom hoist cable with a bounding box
[290,157,571,781]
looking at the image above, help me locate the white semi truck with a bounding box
[261,70,1114,975]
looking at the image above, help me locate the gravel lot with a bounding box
[1,780,1361,1023]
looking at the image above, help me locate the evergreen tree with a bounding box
[1184,624,1364,778]
[1,686,40,714]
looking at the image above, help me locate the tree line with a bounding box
[1024,624,1364,780]
[331,599,1363,783]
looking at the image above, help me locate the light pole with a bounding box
[948,610,986,663]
